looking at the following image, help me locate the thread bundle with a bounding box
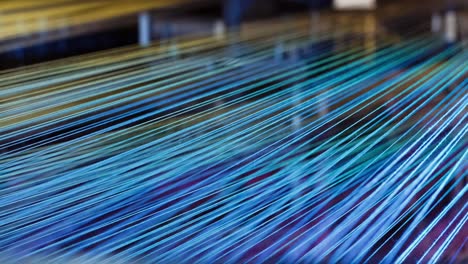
[0,16,466,263]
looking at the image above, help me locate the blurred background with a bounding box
[1,0,467,69]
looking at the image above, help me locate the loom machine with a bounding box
[0,0,467,263]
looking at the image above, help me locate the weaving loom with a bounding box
[0,2,467,263]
